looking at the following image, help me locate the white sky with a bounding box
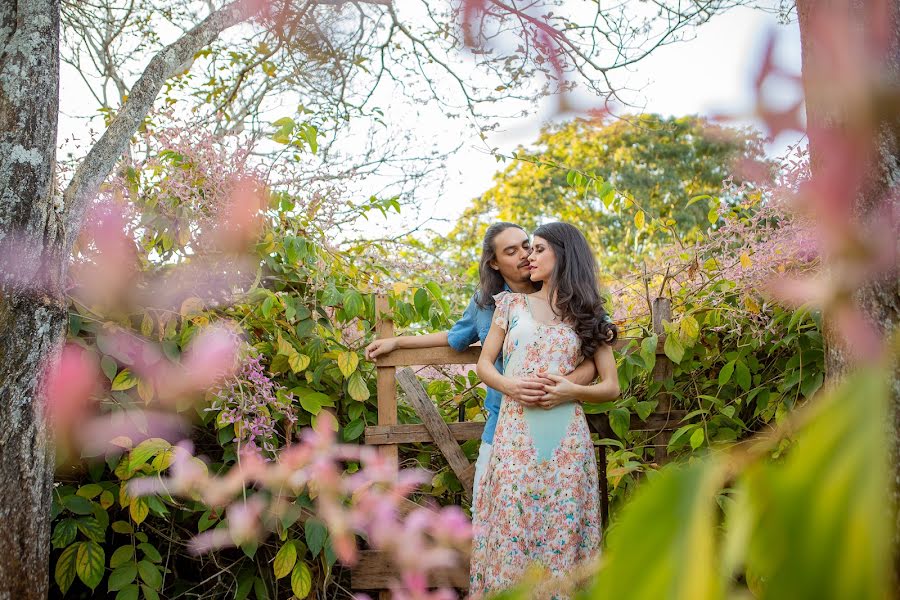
[57,4,804,238]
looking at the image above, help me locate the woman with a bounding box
[365,222,597,507]
[470,222,620,598]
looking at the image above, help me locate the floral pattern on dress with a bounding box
[470,292,601,599]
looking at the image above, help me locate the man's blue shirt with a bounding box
[447,288,508,444]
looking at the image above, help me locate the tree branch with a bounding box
[61,0,266,253]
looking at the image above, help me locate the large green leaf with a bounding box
[590,460,724,600]
[742,368,890,600]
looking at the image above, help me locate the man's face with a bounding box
[489,227,532,284]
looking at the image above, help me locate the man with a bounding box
[365,222,597,505]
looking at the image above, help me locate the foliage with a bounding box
[438,114,769,276]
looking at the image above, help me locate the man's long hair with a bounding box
[532,222,618,357]
[475,222,527,309]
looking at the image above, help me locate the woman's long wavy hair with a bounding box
[475,222,527,309]
[532,222,618,358]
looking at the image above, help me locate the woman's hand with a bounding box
[534,373,580,409]
[503,376,547,405]
[364,338,398,360]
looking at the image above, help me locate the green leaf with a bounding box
[718,361,735,387]
[76,483,103,499]
[590,460,724,599]
[708,206,719,224]
[342,290,364,320]
[609,408,630,439]
[108,563,138,592]
[293,389,334,416]
[663,334,685,364]
[52,518,78,549]
[743,368,891,599]
[110,545,135,568]
[413,288,431,317]
[735,361,751,392]
[305,518,327,557]
[62,494,94,515]
[290,562,312,599]
[115,584,139,600]
[138,542,162,563]
[55,543,80,593]
[141,584,161,600]
[342,417,366,442]
[640,335,658,371]
[690,427,705,449]
[111,368,138,391]
[76,540,105,590]
[347,371,369,401]
[336,351,358,378]
[76,517,106,542]
[127,438,171,476]
[273,541,298,579]
[101,355,118,382]
[137,559,162,588]
[111,521,133,534]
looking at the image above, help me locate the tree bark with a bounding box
[0,2,63,598]
[0,0,266,595]
[796,0,900,582]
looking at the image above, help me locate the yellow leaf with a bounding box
[634,210,645,229]
[129,496,149,525]
[744,296,761,314]
[740,253,752,269]
[392,282,409,295]
[336,351,359,378]
[289,353,311,373]
[137,378,154,405]
[180,297,205,319]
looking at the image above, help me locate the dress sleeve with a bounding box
[492,291,514,331]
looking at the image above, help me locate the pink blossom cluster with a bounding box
[212,353,297,456]
[128,412,472,600]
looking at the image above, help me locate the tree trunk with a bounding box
[796,0,900,582]
[0,1,63,598]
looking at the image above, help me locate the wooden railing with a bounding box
[352,295,681,594]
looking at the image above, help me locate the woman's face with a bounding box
[527,235,556,283]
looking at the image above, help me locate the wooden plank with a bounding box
[651,297,675,464]
[395,367,475,497]
[365,422,486,445]
[375,295,398,468]
[351,550,470,590]
[373,336,666,368]
[375,345,482,367]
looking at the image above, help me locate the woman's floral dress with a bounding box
[469,292,601,599]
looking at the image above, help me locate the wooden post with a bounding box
[652,297,674,464]
[375,294,398,469]
[396,368,475,498]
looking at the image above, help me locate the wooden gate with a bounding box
[351,296,684,594]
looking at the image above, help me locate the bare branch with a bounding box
[61,0,267,253]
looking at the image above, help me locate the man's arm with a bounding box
[365,296,480,361]
[364,332,449,360]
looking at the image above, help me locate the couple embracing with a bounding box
[365,222,620,598]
